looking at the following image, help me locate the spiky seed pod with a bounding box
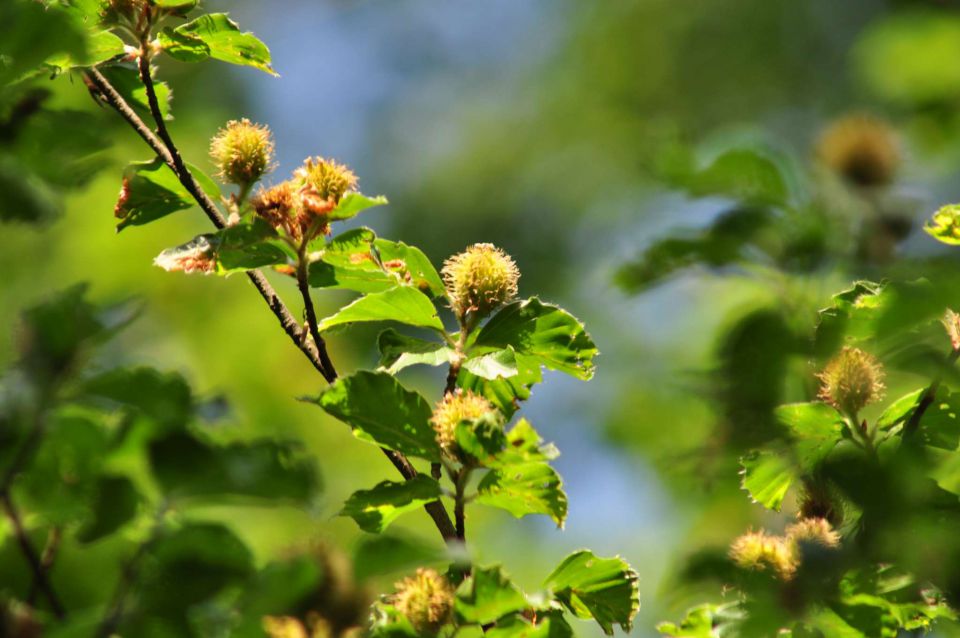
[102,0,147,23]
[944,309,960,352]
[295,157,358,207]
[816,113,900,187]
[816,347,885,415]
[729,530,797,580]
[253,181,297,233]
[391,568,454,635]
[442,243,520,320]
[798,480,844,528]
[210,119,275,186]
[430,390,496,456]
[785,517,840,549]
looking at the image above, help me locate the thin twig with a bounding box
[453,468,469,541]
[902,348,960,442]
[27,526,61,606]
[297,242,337,383]
[0,493,65,619]
[83,64,457,542]
[0,399,65,617]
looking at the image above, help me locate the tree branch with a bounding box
[83,64,457,542]
[0,400,65,618]
[0,493,65,619]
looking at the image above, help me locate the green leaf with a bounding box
[115,158,220,230]
[458,353,542,418]
[494,419,560,466]
[463,348,519,380]
[928,204,960,245]
[153,0,198,13]
[317,286,444,333]
[686,149,788,206]
[486,612,574,638]
[739,449,795,511]
[544,550,640,635]
[309,228,444,296]
[155,218,293,276]
[774,402,843,470]
[80,366,193,432]
[473,298,597,381]
[377,328,453,374]
[877,389,925,430]
[476,461,567,527]
[149,432,320,505]
[158,13,277,75]
[44,29,125,70]
[99,65,173,122]
[76,475,140,543]
[328,193,388,221]
[138,523,254,616]
[19,414,109,525]
[456,565,529,625]
[455,415,508,465]
[314,371,442,462]
[341,476,442,533]
[657,603,744,637]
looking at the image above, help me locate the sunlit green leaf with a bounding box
[309,228,444,296]
[314,370,442,462]
[318,286,444,333]
[155,218,293,276]
[473,298,597,381]
[329,193,388,221]
[774,402,843,470]
[486,611,574,638]
[476,461,567,526]
[377,328,453,374]
[926,204,960,246]
[877,389,924,430]
[458,353,542,418]
[341,476,442,533]
[159,13,277,75]
[657,603,744,638]
[456,565,529,625]
[739,449,795,511]
[544,550,640,635]
[463,348,518,380]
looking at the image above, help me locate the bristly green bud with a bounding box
[816,113,900,187]
[729,530,797,580]
[391,568,454,635]
[816,346,885,415]
[785,517,840,549]
[210,118,275,186]
[295,157,358,207]
[430,390,496,457]
[442,243,520,320]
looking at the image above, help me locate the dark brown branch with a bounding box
[903,348,960,441]
[296,243,337,384]
[454,469,468,540]
[83,65,457,542]
[0,493,65,619]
